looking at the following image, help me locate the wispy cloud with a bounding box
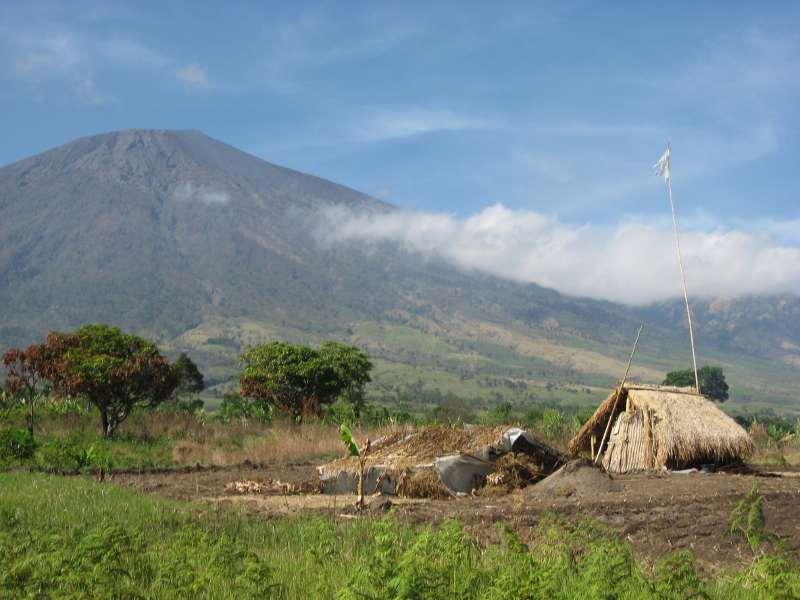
[176,63,209,88]
[650,27,798,172]
[350,108,496,142]
[256,9,422,93]
[671,28,799,113]
[315,204,800,305]
[172,182,230,205]
[0,20,210,105]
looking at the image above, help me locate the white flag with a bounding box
[654,145,670,182]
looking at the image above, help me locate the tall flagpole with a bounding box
[657,144,700,394]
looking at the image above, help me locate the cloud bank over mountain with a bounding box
[318,204,800,305]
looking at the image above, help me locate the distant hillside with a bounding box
[644,295,800,368]
[0,130,798,413]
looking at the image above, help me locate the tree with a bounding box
[39,324,180,437]
[663,365,729,402]
[174,353,205,396]
[239,341,372,422]
[319,342,372,417]
[2,344,49,438]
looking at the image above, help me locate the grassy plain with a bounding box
[2,402,800,598]
[2,472,800,599]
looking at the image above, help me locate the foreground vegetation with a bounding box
[1,473,798,599]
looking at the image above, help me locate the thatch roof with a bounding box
[568,384,753,468]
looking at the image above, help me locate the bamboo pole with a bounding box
[594,323,643,464]
[661,145,700,394]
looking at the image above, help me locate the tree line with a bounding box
[2,324,372,439]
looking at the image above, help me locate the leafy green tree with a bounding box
[239,341,372,422]
[319,341,372,417]
[484,400,514,425]
[174,352,205,396]
[39,324,180,437]
[663,365,729,402]
[217,391,273,424]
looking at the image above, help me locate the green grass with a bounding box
[0,408,180,473]
[1,473,799,599]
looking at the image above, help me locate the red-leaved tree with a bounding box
[2,344,49,438]
[39,324,180,438]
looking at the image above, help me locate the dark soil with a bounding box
[393,469,800,572]
[112,463,800,572]
[525,458,621,499]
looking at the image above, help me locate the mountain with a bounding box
[1,130,798,413]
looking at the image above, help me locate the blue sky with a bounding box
[2,2,799,301]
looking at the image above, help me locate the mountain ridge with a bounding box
[1,130,798,412]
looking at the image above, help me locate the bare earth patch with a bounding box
[113,464,800,573]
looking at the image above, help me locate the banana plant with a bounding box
[339,423,371,511]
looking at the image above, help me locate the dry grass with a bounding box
[242,425,355,464]
[171,423,398,467]
[748,423,800,467]
[481,452,546,494]
[748,422,771,449]
[395,469,449,499]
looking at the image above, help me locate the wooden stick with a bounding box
[663,147,700,393]
[594,323,643,464]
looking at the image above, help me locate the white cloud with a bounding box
[315,204,800,305]
[256,10,422,93]
[73,77,111,106]
[176,63,209,87]
[350,108,495,142]
[13,32,83,75]
[98,38,169,70]
[671,28,799,113]
[1,22,206,104]
[172,182,230,205]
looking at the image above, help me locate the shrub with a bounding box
[393,521,480,598]
[729,484,769,552]
[325,398,359,426]
[484,401,514,425]
[217,392,273,424]
[0,428,36,459]
[34,436,113,473]
[652,550,708,599]
[540,408,564,438]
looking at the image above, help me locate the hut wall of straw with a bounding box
[602,410,651,472]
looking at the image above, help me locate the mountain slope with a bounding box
[1,130,798,413]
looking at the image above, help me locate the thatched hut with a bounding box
[568,384,753,473]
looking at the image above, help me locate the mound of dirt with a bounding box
[318,426,564,496]
[526,459,622,499]
[321,426,511,475]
